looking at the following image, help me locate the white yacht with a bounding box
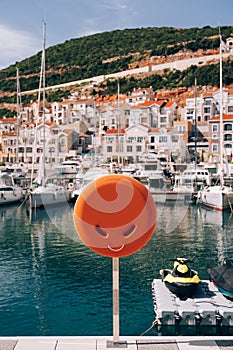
[197,180,233,211]
[56,160,81,175]
[5,165,27,179]
[197,37,233,211]
[135,161,166,191]
[174,167,211,188]
[0,173,24,205]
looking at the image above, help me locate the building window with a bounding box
[159,136,167,143]
[107,146,112,152]
[212,144,218,152]
[141,117,147,124]
[175,125,186,132]
[204,107,211,114]
[171,136,178,142]
[127,146,132,152]
[160,117,167,123]
[136,145,142,152]
[225,144,232,149]
[224,124,232,131]
[212,124,218,132]
[205,99,212,105]
[224,134,232,141]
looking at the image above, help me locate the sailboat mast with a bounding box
[16,67,21,164]
[219,33,223,170]
[117,81,120,165]
[42,20,46,182]
[194,78,197,170]
[30,20,46,187]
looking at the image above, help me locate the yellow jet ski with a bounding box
[160,258,200,300]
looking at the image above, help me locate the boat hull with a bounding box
[0,187,23,205]
[29,184,69,208]
[214,283,233,301]
[208,260,233,301]
[164,281,199,300]
[151,190,195,203]
[198,185,233,211]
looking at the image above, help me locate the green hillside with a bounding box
[0,25,233,106]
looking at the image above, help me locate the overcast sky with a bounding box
[0,0,232,69]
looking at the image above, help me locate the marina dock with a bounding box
[0,336,233,349]
[152,279,233,327]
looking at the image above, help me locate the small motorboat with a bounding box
[160,258,200,300]
[207,259,233,301]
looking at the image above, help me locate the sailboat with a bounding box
[29,21,69,209]
[197,34,233,211]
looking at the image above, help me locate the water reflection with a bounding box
[0,203,232,336]
[197,206,233,228]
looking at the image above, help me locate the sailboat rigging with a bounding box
[197,33,233,211]
[29,20,69,209]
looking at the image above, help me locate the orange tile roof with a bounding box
[45,122,54,126]
[106,129,125,134]
[63,129,74,134]
[154,100,166,106]
[131,101,157,108]
[0,118,17,123]
[203,91,214,97]
[2,132,17,137]
[76,99,92,103]
[164,101,174,107]
[58,99,72,105]
[209,114,233,121]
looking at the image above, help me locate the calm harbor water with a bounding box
[0,199,233,337]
